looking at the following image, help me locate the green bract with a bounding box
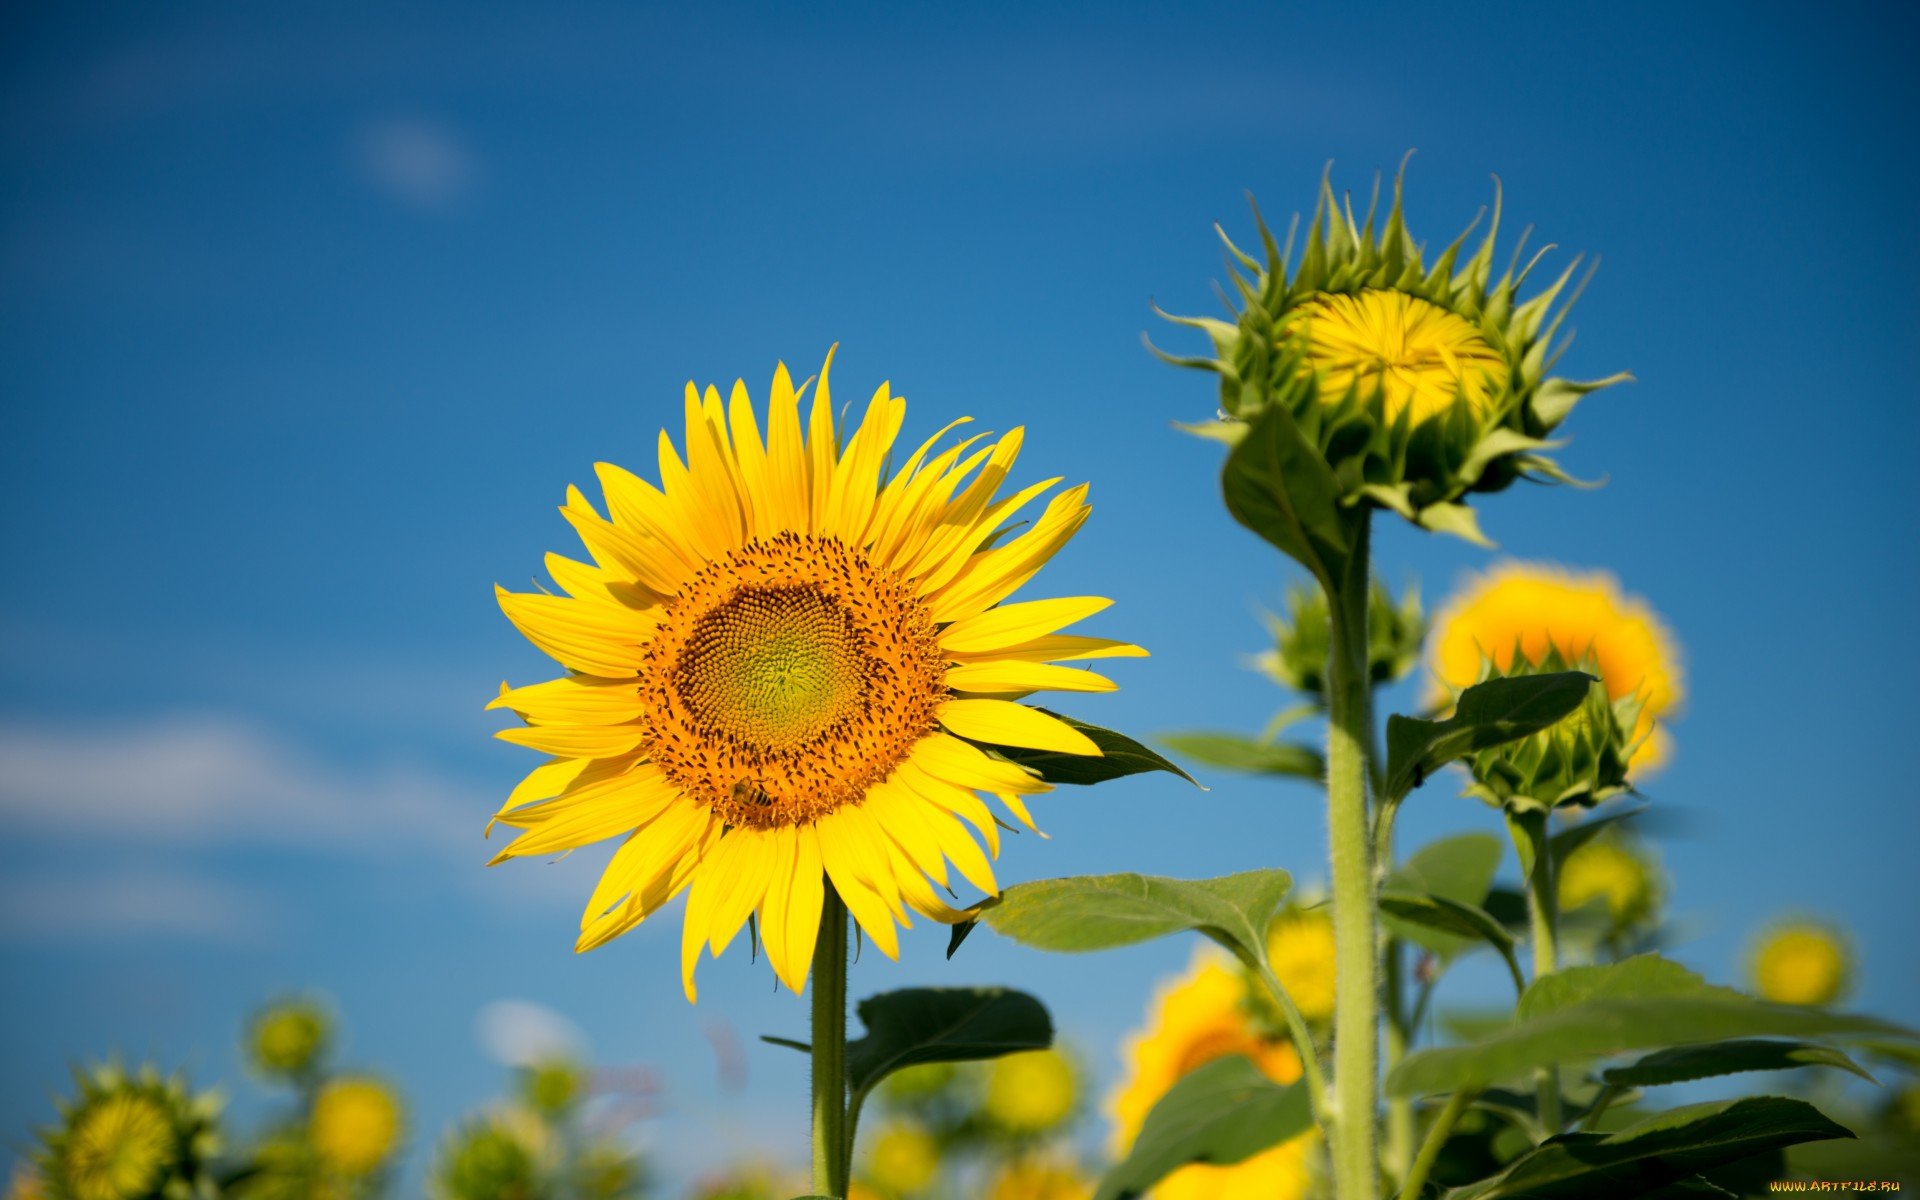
[36,1063,223,1200]
[1462,647,1642,811]
[1257,580,1424,696]
[1159,164,1627,542]
[245,999,331,1080]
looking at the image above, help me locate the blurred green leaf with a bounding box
[960,870,1291,967]
[843,988,1052,1099]
[1442,1097,1853,1200]
[1384,833,1504,959]
[1602,1040,1874,1087]
[1384,672,1594,802]
[1094,1055,1312,1200]
[1220,402,1349,585]
[1391,956,1915,1096]
[973,712,1197,787]
[1379,890,1520,980]
[1156,732,1324,780]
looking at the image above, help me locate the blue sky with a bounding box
[3,0,1916,1189]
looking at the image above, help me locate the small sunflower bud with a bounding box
[1462,647,1642,812]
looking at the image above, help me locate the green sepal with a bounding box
[1384,671,1595,802]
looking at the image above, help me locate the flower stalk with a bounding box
[1324,508,1380,1200]
[810,885,851,1198]
[1510,811,1563,1134]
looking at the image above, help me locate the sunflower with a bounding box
[490,350,1141,1000]
[1160,164,1626,541]
[1108,948,1315,1200]
[311,1079,402,1177]
[863,1122,939,1197]
[246,999,331,1080]
[1557,826,1661,933]
[36,1065,220,1200]
[1750,919,1853,1007]
[1430,561,1682,771]
[982,1048,1078,1136]
[1265,907,1337,1024]
[986,1158,1089,1200]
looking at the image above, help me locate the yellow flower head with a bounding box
[491,350,1143,1001]
[1430,562,1682,771]
[247,999,331,1078]
[1108,947,1314,1200]
[983,1048,1078,1136]
[1751,919,1853,1007]
[1266,908,1337,1024]
[1286,289,1508,426]
[864,1122,939,1197]
[986,1158,1090,1200]
[1557,828,1660,931]
[61,1095,174,1200]
[311,1078,402,1176]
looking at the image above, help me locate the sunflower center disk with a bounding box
[676,586,868,750]
[1290,288,1509,425]
[640,533,948,829]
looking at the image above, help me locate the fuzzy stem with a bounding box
[810,886,850,1198]
[1325,509,1379,1200]
[1512,812,1563,1135]
[1384,939,1416,1183]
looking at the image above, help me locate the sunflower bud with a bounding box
[36,1063,223,1200]
[981,1048,1079,1137]
[1461,647,1642,812]
[1160,163,1625,543]
[1556,825,1662,936]
[432,1118,541,1200]
[245,998,331,1081]
[311,1077,403,1177]
[864,1122,940,1196]
[1258,582,1424,697]
[519,1058,586,1119]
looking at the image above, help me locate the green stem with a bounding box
[1511,812,1563,1135]
[810,885,850,1198]
[1253,960,1333,1123]
[1579,1083,1620,1132]
[1399,1087,1480,1200]
[1384,939,1415,1183]
[1325,509,1379,1200]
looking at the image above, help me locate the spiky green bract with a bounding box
[1462,646,1642,812]
[36,1063,222,1200]
[1257,579,1424,697]
[1159,165,1627,543]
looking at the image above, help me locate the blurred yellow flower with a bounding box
[1286,289,1509,426]
[1266,908,1338,1023]
[62,1094,174,1200]
[1108,948,1314,1200]
[491,350,1142,1000]
[983,1048,1078,1135]
[865,1122,939,1197]
[987,1158,1090,1200]
[1751,920,1852,1006]
[1429,562,1682,770]
[311,1078,401,1175]
[1557,829,1658,929]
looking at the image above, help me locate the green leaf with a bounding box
[1384,672,1595,801]
[1603,1040,1875,1087]
[1157,732,1324,780]
[843,988,1052,1099]
[1549,804,1648,862]
[1093,1056,1312,1200]
[976,712,1198,787]
[966,870,1292,967]
[1220,402,1349,585]
[1384,833,1504,959]
[1442,1097,1854,1200]
[1391,958,1915,1097]
[1378,890,1520,979]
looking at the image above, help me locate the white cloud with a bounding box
[0,870,270,945]
[355,117,478,210]
[0,716,477,851]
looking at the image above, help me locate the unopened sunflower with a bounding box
[1160,165,1626,541]
[1431,561,1682,771]
[35,1064,221,1200]
[490,350,1141,1000]
[1108,948,1316,1200]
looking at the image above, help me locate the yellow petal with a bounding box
[488,675,645,726]
[950,634,1148,664]
[496,587,649,677]
[938,596,1111,655]
[493,721,646,759]
[944,661,1117,695]
[939,699,1100,756]
[491,767,681,860]
[908,732,1049,795]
